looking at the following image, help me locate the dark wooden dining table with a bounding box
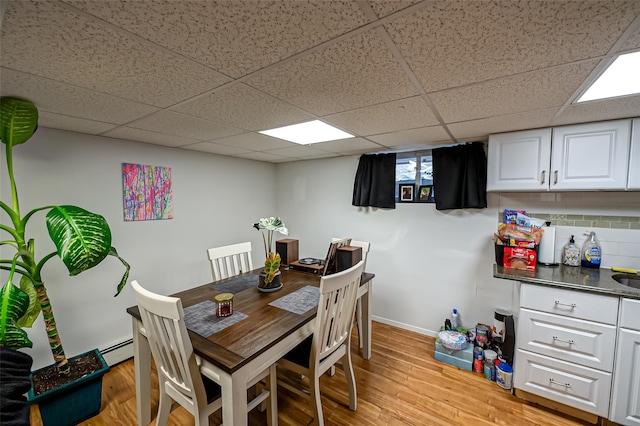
[127,267,374,426]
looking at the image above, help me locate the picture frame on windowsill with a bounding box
[417,185,434,203]
[399,184,414,202]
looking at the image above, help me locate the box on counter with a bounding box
[503,246,537,271]
[434,341,473,371]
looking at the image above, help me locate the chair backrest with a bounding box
[131,280,208,407]
[332,238,371,270]
[207,242,253,281]
[312,260,365,363]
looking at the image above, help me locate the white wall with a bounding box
[1,128,277,369]
[275,156,508,335]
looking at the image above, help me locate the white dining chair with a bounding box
[207,241,253,281]
[276,261,365,426]
[332,238,371,349]
[131,280,277,426]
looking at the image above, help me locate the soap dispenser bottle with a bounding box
[562,235,580,266]
[581,231,602,269]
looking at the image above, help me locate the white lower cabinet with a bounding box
[516,284,619,418]
[515,349,612,416]
[610,299,640,425]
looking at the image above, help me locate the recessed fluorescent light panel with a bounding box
[259,120,354,144]
[577,51,640,103]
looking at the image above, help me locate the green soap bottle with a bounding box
[580,231,602,269]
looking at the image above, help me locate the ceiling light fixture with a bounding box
[259,120,354,144]
[577,51,640,103]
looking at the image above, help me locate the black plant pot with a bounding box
[0,347,33,426]
[258,270,282,292]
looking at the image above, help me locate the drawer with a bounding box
[514,349,612,417]
[620,298,640,331]
[520,283,619,325]
[518,308,616,371]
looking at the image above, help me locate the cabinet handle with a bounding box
[549,378,571,388]
[552,336,574,344]
[554,300,576,308]
[541,170,546,185]
[553,170,558,185]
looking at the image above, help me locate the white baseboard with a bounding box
[100,339,133,366]
[372,316,438,338]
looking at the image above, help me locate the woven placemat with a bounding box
[269,285,319,315]
[184,300,247,338]
[212,274,258,294]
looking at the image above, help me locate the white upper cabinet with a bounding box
[487,128,551,191]
[628,118,640,190]
[550,120,631,190]
[487,119,633,192]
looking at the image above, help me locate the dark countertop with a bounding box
[494,264,640,300]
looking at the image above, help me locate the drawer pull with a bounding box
[541,170,546,185]
[554,300,576,308]
[549,378,571,388]
[552,336,574,344]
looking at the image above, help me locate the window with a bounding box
[395,151,434,202]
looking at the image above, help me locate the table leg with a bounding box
[132,317,152,426]
[220,370,249,426]
[361,280,372,360]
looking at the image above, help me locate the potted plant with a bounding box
[0,96,130,425]
[253,217,288,292]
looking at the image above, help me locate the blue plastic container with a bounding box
[28,349,109,426]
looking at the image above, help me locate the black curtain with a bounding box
[352,153,397,209]
[432,143,487,211]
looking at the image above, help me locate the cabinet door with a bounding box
[550,120,631,190]
[487,128,551,191]
[628,118,640,190]
[610,328,640,425]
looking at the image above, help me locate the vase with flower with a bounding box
[253,217,288,292]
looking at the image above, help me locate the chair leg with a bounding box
[309,370,324,426]
[342,351,357,411]
[356,298,363,349]
[155,383,172,426]
[266,364,278,426]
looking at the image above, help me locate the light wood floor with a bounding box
[30,322,592,425]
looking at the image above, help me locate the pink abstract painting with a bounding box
[122,163,173,221]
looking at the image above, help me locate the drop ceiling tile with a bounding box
[232,151,296,163]
[367,0,423,18]
[1,1,230,107]
[207,132,295,151]
[618,26,640,52]
[311,138,384,154]
[180,142,252,156]
[64,0,368,78]
[245,30,418,116]
[368,126,450,147]
[430,60,600,123]
[172,84,315,131]
[0,68,159,124]
[265,145,332,159]
[385,0,640,92]
[129,111,243,141]
[38,112,118,135]
[324,96,439,136]
[551,95,640,126]
[102,127,200,148]
[447,108,559,140]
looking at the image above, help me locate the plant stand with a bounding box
[0,347,33,426]
[28,349,109,426]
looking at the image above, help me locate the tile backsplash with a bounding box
[498,211,640,270]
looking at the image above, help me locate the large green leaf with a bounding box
[0,97,38,147]
[0,281,33,350]
[17,275,40,328]
[46,206,112,276]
